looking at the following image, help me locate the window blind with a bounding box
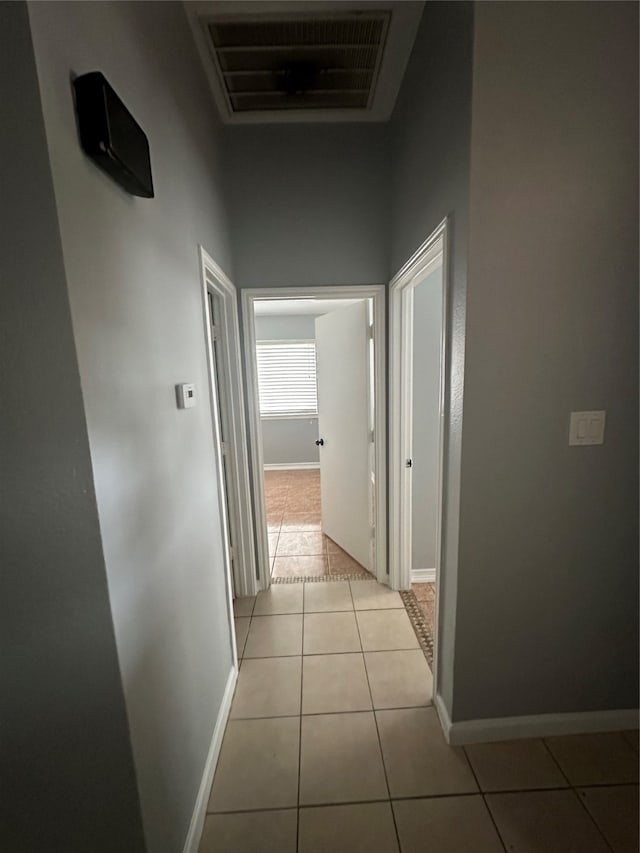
[256,340,318,417]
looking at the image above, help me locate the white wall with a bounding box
[255,315,320,466]
[454,0,639,720]
[27,2,235,851]
[411,267,443,572]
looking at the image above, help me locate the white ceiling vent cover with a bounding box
[208,14,390,113]
[185,2,424,124]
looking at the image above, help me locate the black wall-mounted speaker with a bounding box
[72,71,154,198]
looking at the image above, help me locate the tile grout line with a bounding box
[239,592,255,661]
[540,737,572,787]
[243,647,421,659]
[237,591,254,665]
[540,738,617,853]
[350,579,402,852]
[229,702,432,722]
[264,474,288,573]
[461,746,509,853]
[250,606,408,615]
[208,783,640,818]
[576,795,618,853]
[234,541,636,848]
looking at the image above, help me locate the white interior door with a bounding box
[315,301,372,571]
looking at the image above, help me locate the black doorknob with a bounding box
[315,438,324,446]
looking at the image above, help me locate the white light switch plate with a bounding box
[569,410,605,446]
[176,383,196,409]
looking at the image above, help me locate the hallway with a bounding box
[201,582,638,852]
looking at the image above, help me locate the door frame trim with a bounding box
[389,217,450,695]
[241,285,387,590]
[200,247,257,598]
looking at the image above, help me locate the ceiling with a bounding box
[184,1,424,124]
[253,297,362,316]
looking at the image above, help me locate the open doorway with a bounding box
[242,286,387,591]
[200,248,256,606]
[389,219,448,682]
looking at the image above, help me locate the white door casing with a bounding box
[241,285,387,590]
[389,217,449,701]
[315,300,372,571]
[200,248,257,600]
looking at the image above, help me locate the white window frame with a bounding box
[255,338,319,419]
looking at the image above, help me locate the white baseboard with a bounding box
[411,568,436,583]
[434,692,453,741]
[182,665,237,853]
[263,463,320,471]
[434,693,639,746]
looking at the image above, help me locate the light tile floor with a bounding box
[202,581,639,852]
[264,469,373,578]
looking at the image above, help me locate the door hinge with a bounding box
[369,429,375,443]
[211,324,220,340]
[368,324,374,341]
[221,441,228,456]
[229,546,234,562]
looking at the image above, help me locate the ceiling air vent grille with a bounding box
[207,13,391,112]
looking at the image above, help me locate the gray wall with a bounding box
[225,124,390,288]
[390,1,475,713]
[1,3,145,850]
[27,2,235,851]
[453,0,639,720]
[255,315,320,465]
[256,315,317,341]
[7,15,637,853]
[262,419,320,466]
[411,267,443,571]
